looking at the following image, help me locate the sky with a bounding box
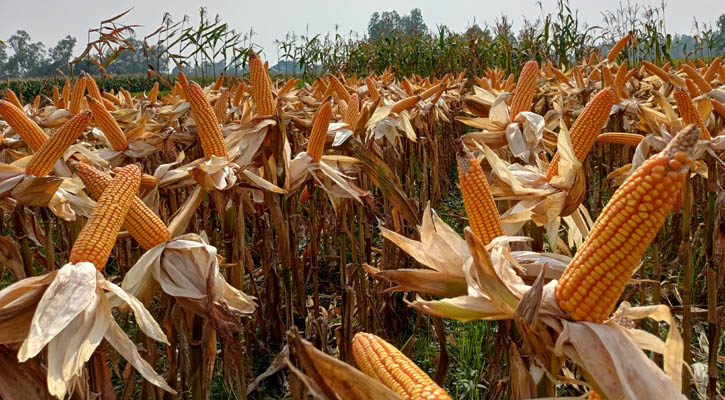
[0,0,722,64]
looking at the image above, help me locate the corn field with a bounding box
[0,19,724,400]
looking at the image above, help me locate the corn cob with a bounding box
[69,76,87,114]
[696,58,707,68]
[121,88,135,107]
[673,89,711,140]
[52,86,61,108]
[391,95,421,114]
[587,68,601,82]
[343,93,359,127]
[328,75,351,103]
[573,66,585,89]
[185,81,228,159]
[213,73,225,91]
[85,75,102,101]
[643,61,669,81]
[5,89,23,110]
[711,98,725,118]
[214,90,229,123]
[556,124,699,322]
[148,82,159,103]
[681,64,712,93]
[102,98,117,111]
[456,140,504,244]
[61,79,71,106]
[588,52,597,66]
[606,32,632,62]
[306,101,331,162]
[249,51,275,116]
[86,96,128,151]
[32,95,40,110]
[601,65,616,91]
[613,61,628,96]
[0,100,49,151]
[502,73,515,91]
[662,61,672,72]
[69,164,140,270]
[475,76,493,92]
[76,162,171,250]
[25,110,91,176]
[703,57,721,82]
[509,60,539,121]
[401,78,415,96]
[419,83,443,102]
[684,78,701,98]
[140,172,158,190]
[546,88,617,180]
[551,68,572,87]
[596,132,644,147]
[102,91,121,106]
[366,76,380,101]
[352,332,452,400]
[232,82,245,107]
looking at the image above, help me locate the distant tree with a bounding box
[31,35,76,76]
[367,8,428,39]
[4,30,46,77]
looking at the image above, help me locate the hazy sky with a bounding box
[0,0,722,63]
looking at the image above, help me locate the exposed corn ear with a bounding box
[186,81,228,159]
[233,82,245,107]
[681,64,712,93]
[140,173,158,190]
[352,332,452,400]
[703,57,721,82]
[148,82,159,103]
[85,75,102,101]
[102,98,117,111]
[420,83,444,102]
[391,95,421,114]
[213,73,225,91]
[61,79,71,105]
[52,86,61,107]
[643,61,669,81]
[32,95,40,110]
[685,78,701,98]
[546,88,617,180]
[249,51,275,116]
[502,73,515,91]
[711,98,725,118]
[456,140,504,244]
[555,124,699,322]
[5,89,23,109]
[177,71,189,92]
[87,96,128,151]
[102,91,121,106]
[76,162,171,250]
[214,90,229,123]
[69,164,141,270]
[509,60,539,120]
[328,75,351,103]
[343,93,359,127]
[25,110,91,176]
[366,76,380,101]
[121,88,134,107]
[401,78,415,96]
[306,101,332,162]
[613,61,628,97]
[551,68,572,87]
[596,132,644,147]
[606,32,632,62]
[673,89,711,140]
[0,100,49,151]
[69,76,87,114]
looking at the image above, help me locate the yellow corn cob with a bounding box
[338,100,348,120]
[606,32,632,62]
[703,57,720,82]
[546,88,617,181]
[32,95,40,110]
[587,68,601,82]
[596,132,644,146]
[306,101,331,162]
[685,78,701,98]
[573,66,585,89]
[643,61,669,81]
[662,61,672,72]
[249,51,275,116]
[5,89,23,109]
[352,332,452,400]
[25,110,91,176]
[366,76,379,101]
[551,68,572,87]
[214,90,229,123]
[148,82,159,103]
[673,89,711,140]
[681,64,712,93]
[69,76,87,114]
[121,88,134,107]
[420,83,444,102]
[213,73,225,91]
[601,65,616,91]
[401,78,415,96]
[76,162,171,250]
[0,100,49,151]
[343,93,359,127]
[86,96,128,151]
[61,79,71,106]
[613,61,628,96]
[474,76,493,91]
[140,173,158,190]
[715,63,725,82]
[102,98,117,111]
[556,124,699,322]
[85,75,102,101]
[102,91,121,106]
[509,60,539,121]
[186,81,228,159]
[711,98,725,118]
[279,78,298,95]
[69,164,140,270]
[429,86,445,104]
[502,73,515,91]
[232,82,245,107]
[456,140,504,244]
[170,81,180,97]
[696,58,707,68]
[52,86,61,108]
[328,75,352,103]
[391,95,421,114]
[588,51,598,66]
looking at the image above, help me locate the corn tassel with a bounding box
[673,89,711,140]
[76,162,171,250]
[555,124,700,322]
[352,332,452,400]
[186,81,228,159]
[25,110,91,176]
[69,76,87,114]
[249,51,275,116]
[456,140,504,244]
[0,100,49,151]
[681,64,712,93]
[596,132,644,147]
[87,96,128,151]
[509,60,539,120]
[306,101,331,162]
[69,164,141,270]
[391,95,421,114]
[606,32,632,62]
[546,88,617,180]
